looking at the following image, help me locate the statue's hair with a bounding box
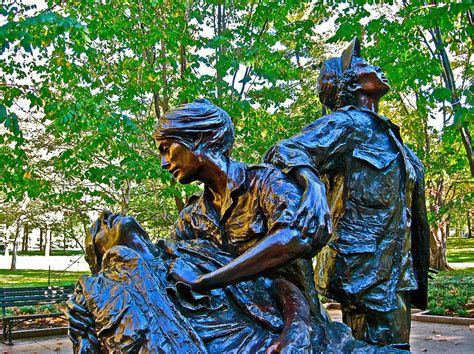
[153,99,235,157]
[318,57,364,111]
[317,58,341,111]
[335,66,359,109]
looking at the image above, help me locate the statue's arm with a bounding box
[406,148,430,310]
[291,167,332,246]
[263,112,357,175]
[264,112,358,242]
[170,170,315,291]
[170,226,312,291]
[266,278,312,353]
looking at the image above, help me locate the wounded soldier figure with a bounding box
[67,100,403,353]
[68,212,378,353]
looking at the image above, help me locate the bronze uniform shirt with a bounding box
[264,105,428,312]
[173,161,321,313]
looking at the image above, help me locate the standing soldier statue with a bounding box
[264,38,430,350]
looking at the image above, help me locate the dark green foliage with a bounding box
[0,0,327,238]
[0,1,471,252]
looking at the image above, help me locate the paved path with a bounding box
[1,312,473,353]
[329,309,474,354]
[0,336,71,353]
[449,262,474,270]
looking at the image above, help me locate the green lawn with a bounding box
[427,268,474,317]
[0,269,87,288]
[447,237,474,263]
[17,249,84,256]
[431,236,474,317]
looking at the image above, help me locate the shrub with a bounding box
[18,305,37,315]
[427,269,474,317]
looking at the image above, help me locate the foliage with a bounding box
[3,304,62,317]
[428,268,474,317]
[0,0,327,242]
[0,1,472,265]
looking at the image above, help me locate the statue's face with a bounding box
[91,212,149,262]
[156,139,202,184]
[351,57,390,96]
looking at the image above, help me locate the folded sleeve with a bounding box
[264,112,358,175]
[173,208,195,241]
[257,168,303,235]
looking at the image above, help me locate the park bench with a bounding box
[0,285,74,345]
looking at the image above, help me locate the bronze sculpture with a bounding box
[66,99,401,353]
[67,212,207,352]
[264,38,429,349]
[65,37,426,352]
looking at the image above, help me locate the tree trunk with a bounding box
[10,217,21,271]
[121,179,130,215]
[430,224,451,271]
[45,228,51,257]
[213,1,228,98]
[159,39,169,113]
[467,211,472,238]
[78,221,88,253]
[426,17,474,176]
[39,227,44,251]
[459,127,474,177]
[21,224,29,252]
[179,1,189,81]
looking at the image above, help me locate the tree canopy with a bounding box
[0,1,472,269]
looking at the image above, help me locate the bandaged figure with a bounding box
[67,212,374,353]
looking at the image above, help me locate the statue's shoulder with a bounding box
[404,145,425,174]
[246,163,297,190]
[336,105,374,125]
[299,109,357,135]
[247,163,286,179]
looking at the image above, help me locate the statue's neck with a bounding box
[357,92,380,113]
[200,156,229,208]
[355,92,380,113]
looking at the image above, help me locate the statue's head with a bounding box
[85,211,158,273]
[153,99,235,184]
[318,37,390,111]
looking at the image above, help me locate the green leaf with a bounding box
[0,104,6,123]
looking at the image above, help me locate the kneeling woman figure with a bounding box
[67,100,375,353]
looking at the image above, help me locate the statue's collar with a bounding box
[203,159,247,221]
[338,105,403,143]
[226,160,247,194]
